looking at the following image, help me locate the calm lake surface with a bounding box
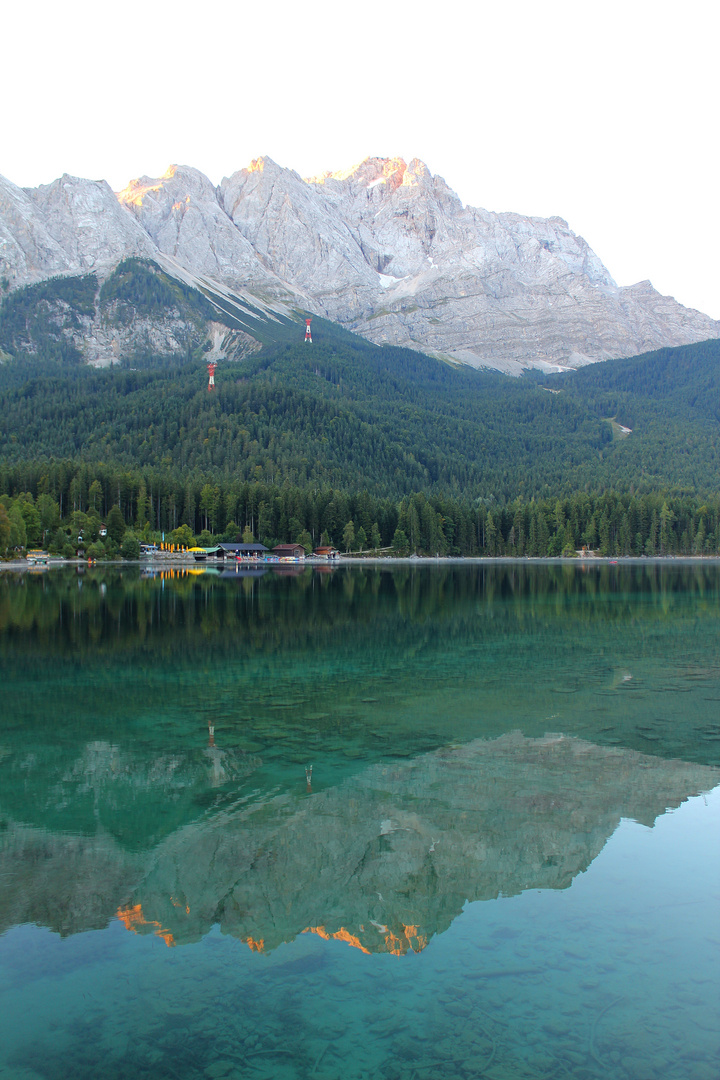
[0,562,718,1080]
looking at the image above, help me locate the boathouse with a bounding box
[313,545,340,560]
[273,543,306,559]
[218,543,269,559]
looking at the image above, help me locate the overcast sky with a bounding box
[3,0,718,317]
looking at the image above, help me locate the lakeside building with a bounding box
[313,545,340,560]
[218,543,269,559]
[273,544,306,559]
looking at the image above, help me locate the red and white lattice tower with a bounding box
[304,318,312,344]
[207,361,217,391]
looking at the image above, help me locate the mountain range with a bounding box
[2,156,718,374]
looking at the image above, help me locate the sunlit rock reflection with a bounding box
[2,733,717,953]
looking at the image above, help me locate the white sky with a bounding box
[3,0,718,317]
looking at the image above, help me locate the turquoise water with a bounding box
[0,563,718,1080]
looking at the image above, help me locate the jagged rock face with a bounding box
[25,174,155,272]
[0,273,212,369]
[222,156,719,372]
[55,298,258,369]
[2,158,719,372]
[0,172,153,288]
[79,310,205,368]
[117,166,297,302]
[220,158,381,315]
[0,174,76,284]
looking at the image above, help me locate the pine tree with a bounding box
[342,519,356,552]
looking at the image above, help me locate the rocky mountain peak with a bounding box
[2,155,719,372]
[309,156,410,190]
[306,156,441,198]
[17,172,154,275]
[0,173,74,286]
[117,163,296,299]
[116,169,176,208]
[229,155,299,185]
[117,165,219,210]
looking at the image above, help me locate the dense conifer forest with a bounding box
[1,262,720,558]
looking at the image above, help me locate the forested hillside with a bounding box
[0,259,302,373]
[554,337,720,490]
[3,327,720,495]
[0,338,610,497]
[1,306,720,557]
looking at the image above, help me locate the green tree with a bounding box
[370,522,382,550]
[546,532,563,557]
[356,525,368,551]
[88,479,103,513]
[485,511,498,556]
[583,513,598,552]
[660,501,675,555]
[17,497,42,547]
[392,527,409,554]
[8,505,27,550]
[0,504,10,555]
[342,519,356,552]
[136,482,149,528]
[183,484,196,531]
[68,475,83,513]
[120,530,141,559]
[618,513,632,555]
[199,483,221,532]
[598,513,612,556]
[257,501,271,544]
[694,516,707,555]
[36,493,60,544]
[170,523,195,548]
[85,509,101,542]
[70,510,88,541]
[297,529,313,554]
[645,509,659,556]
[107,505,126,544]
[222,521,240,542]
[49,526,67,554]
[512,505,526,555]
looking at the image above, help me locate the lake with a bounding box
[0,562,718,1080]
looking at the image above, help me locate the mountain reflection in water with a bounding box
[1,732,717,951]
[1,564,720,1080]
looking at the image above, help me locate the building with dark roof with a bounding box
[273,544,306,559]
[218,543,269,558]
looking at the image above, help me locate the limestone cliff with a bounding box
[220,156,719,372]
[2,158,719,373]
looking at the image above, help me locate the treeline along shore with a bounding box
[1,461,719,559]
[3,302,720,559]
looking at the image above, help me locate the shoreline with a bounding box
[3,554,720,573]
